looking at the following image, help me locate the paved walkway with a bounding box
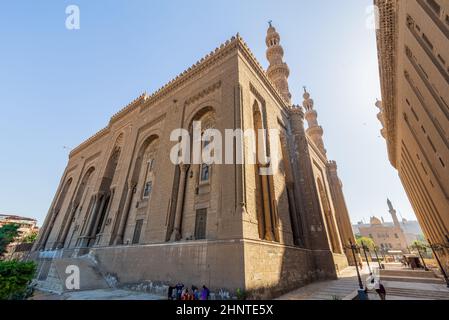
[375,264,449,300]
[30,289,165,300]
[277,265,371,300]
[277,263,449,300]
[376,280,449,300]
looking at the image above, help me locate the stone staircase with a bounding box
[385,287,449,300]
[35,262,64,293]
[304,278,363,300]
[277,266,371,300]
[380,269,444,284]
[34,254,111,294]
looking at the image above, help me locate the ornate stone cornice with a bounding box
[69,127,110,158]
[185,81,222,106]
[110,93,149,124]
[70,33,291,158]
[375,0,399,168]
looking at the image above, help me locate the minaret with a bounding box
[266,22,292,104]
[303,88,326,155]
[387,198,401,228]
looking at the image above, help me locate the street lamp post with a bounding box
[428,240,449,288]
[348,239,364,290]
[361,241,372,274]
[380,248,386,262]
[373,246,383,270]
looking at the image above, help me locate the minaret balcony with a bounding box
[306,126,324,137]
[267,63,290,78]
[266,45,284,58]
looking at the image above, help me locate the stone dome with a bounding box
[370,216,383,225]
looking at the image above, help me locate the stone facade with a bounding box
[32,24,355,298]
[0,214,38,260]
[375,0,449,273]
[358,200,410,253]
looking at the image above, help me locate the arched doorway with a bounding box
[40,178,73,250]
[80,134,123,247]
[112,134,159,245]
[56,167,95,248]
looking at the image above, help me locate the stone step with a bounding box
[385,288,449,300]
[381,269,438,279]
[381,275,444,284]
[35,256,110,293]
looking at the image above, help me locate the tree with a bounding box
[22,231,38,244]
[411,240,428,252]
[411,239,431,259]
[0,260,36,300]
[356,236,376,250]
[0,223,20,257]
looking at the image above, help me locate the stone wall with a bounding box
[33,239,340,299]
[91,240,246,293]
[332,253,349,276]
[243,240,337,299]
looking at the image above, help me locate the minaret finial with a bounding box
[268,20,273,27]
[265,24,292,104]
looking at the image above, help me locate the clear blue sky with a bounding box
[0,0,416,226]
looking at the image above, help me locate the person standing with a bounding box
[167,285,174,300]
[201,285,210,300]
[181,288,189,300]
[175,283,184,300]
[192,286,199,300]
[375,282,387,300]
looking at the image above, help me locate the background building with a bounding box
[0,213,39,260]
[375,0,449,272]
[353,199,422,254]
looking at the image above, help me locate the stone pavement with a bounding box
[372,280,449,300]
[30,289,165,300]
[277,265,371,300]
[372,263,449,300]
[278,262,449,300]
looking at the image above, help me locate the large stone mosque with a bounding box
[32,23,356,298]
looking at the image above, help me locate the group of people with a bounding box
[168,283,210,300]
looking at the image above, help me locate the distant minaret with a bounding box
[303,88,326,155]
[266,21,292,104]
[387,198,401,228]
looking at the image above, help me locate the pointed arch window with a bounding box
[200,137,212,183]
[143,181,153,198]
[200,164,210,182]
[142,159,154,199]
[140,144,157,200]
[196,113,215,185]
